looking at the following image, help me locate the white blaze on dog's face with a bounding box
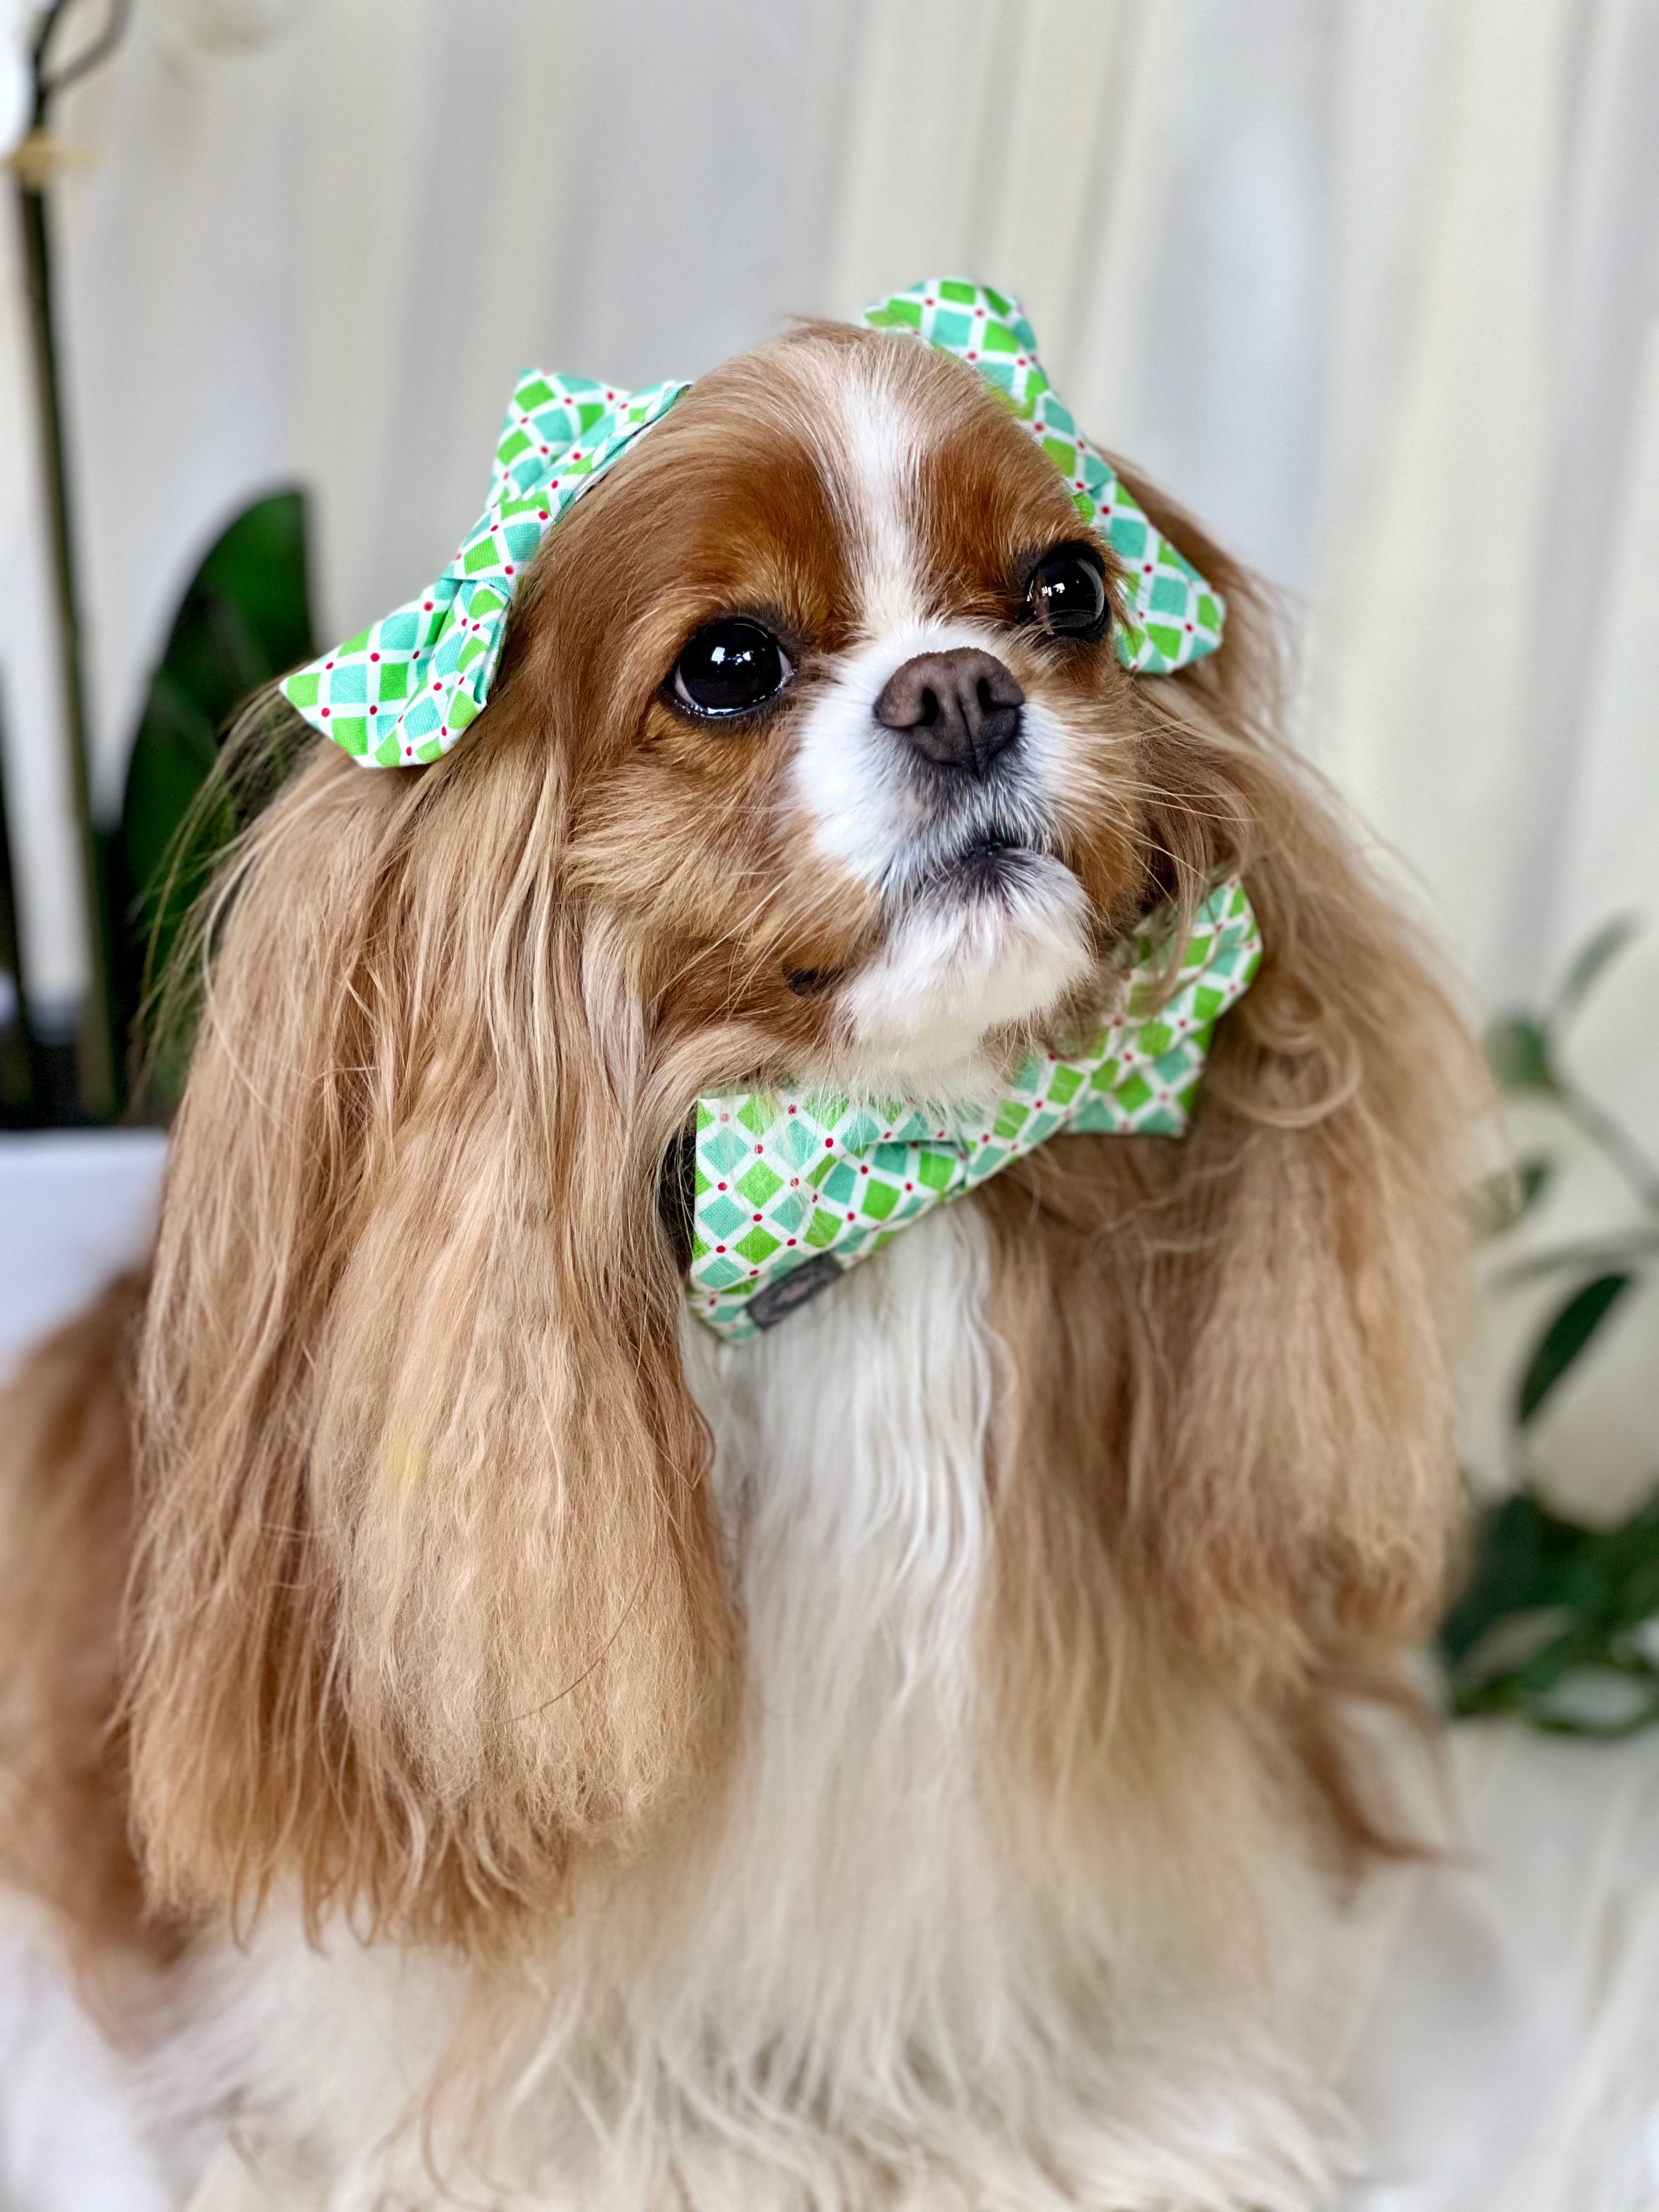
[783,360,1107,1082]
[524,323,1154,1093]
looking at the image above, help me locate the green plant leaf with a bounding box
[1442,1489,1659,1733]
[115,489,314,1099]
[122,673,220,910]
[1441,1492,1561,1661]
[1469,1156,1553,1238]
[157,488,313,723]
[1555,912,1642,1023]
[1515,1272,1635,1424]
[1485,1014,1556,1094]
[1516,1158,1551,1215]
[1447,910,1659,1736]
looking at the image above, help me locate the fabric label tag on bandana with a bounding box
[688,878,1261,1342]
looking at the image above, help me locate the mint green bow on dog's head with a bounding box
[280,278,1226,768]
[281,373,687,765]
[861,281,1224,673]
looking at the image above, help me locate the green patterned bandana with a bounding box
[280,278,1223,766]
[689,877,1261,1341]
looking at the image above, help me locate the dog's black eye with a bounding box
[1028,548,1109,638]
[672,619,792,719]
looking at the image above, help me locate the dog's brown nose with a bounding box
[873,649,1024,777]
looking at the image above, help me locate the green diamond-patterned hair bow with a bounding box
[860,279,1224,675]
[281,373,687,766]
[689,877,1260,1341]
[282,279,1223,767]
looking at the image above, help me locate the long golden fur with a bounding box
[0,1273,175,1978]
[0,318,1485,2202]
[978,489,1472,1851]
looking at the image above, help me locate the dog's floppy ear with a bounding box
[127,703,737,1950]
[985,490,1485,1804]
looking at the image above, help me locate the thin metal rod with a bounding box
[33,0,133,119]
[11,0,129,1117]
[0,685,38,1116]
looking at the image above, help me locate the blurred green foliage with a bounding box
[1441,917,1659,1733]
[110,489,313,1103]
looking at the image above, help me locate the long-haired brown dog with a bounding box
[0,312,1480,2210]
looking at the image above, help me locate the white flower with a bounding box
[0,0,33,161]
[148,0,305,55]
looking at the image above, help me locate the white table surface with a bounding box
[0,1129,167,1381]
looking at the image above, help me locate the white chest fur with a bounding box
[680,1198,1001,2060]
[156,1206,1344,2211]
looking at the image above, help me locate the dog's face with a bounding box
[512,326,1157,1088]
[129,317,1479,1960]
